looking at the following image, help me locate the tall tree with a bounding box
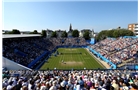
[72,29,79,37]
[83,30,90,40]
[61,31,67,38]
[51,31,57,37]
[41,30,46,37]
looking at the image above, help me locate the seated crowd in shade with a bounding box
[3,37,89,67]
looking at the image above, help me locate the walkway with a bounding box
[85,48,111,69]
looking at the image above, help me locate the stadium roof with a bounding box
[3,34,41,38]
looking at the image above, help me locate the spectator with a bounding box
[2,70,138,90]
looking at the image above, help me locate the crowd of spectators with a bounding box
[3,37,88,67]
[31,38,53,51]
[58,37,89,46]
[2,37,138,90]
[2,70,138,90]
[3,36,138,67]
[3,38,50,67]
[89,37,138,65]
[106,44,138,64]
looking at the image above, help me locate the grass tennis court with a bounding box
[40,48,105,70]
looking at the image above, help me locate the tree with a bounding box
[107,30,115,37]
[113,29,134,38]
[11,29,20,34]
[113,30,120,38]
[123,29,134,36]
[61,31,67,38]
[33,30,38,34]
[72,29,79,37]
[30,30,38,34]
[95,29,135,42]
[118,29,125,36]
[83,30,90,40]
[51,31,57,37]
[3,29,20,34]
[97,30,108,41]
[41,30,46,37]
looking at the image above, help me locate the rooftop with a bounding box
[3,34,41,38]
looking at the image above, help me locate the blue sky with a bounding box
[3,1,138,32]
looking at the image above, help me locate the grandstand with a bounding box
[3,35,90,70]
[88,36,138,69]
[3,34,138,70]
[2,34,138,90]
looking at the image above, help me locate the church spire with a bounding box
[69,23,72,31]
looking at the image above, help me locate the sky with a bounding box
[2,1,138,32]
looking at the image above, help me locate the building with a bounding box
[67,30,73,37]
[46,24,95,38]
[128,23,138,35]
[79,29,94,38]
[46,29,66,38]
[46,29,53,38]
[68,23,73,37]
[55,30,65,38]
